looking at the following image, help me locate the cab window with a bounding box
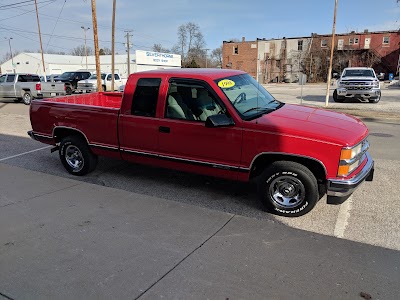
[131,78,161,117]
[6,75,15,83]
[165,80,224,122]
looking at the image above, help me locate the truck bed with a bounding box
[46,92,122,108]
[30,92,123,156]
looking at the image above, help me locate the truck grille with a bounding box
[342,81,373,90]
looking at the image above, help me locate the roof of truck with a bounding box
[130,68,247,80]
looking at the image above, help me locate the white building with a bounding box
[0,50,181,77]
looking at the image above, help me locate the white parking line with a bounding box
[0,146,51,162]
[333,196,353,238]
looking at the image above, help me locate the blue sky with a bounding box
[0,0,399,57]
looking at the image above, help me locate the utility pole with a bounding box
[81,26,90,70]
[91,0,102,92]
[111,0,116,91]
[325,0,338,107]
[125,31,132,75]
[204,48,210,68]
[34,0,46,78]
[5,37,15,73]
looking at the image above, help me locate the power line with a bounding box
[44,0,66,51]
[0,0,56,10]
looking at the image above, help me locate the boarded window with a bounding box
[321,40,328,47]
[233,46,238,54]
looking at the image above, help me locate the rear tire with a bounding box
[333,90,345,103]
[22,92,32,105]
[257,161,319,217]
[65,86,72,95]
[59,136,98,176]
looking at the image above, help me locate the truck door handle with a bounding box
[159,126,170,133]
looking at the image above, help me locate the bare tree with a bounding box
[99,47,112,55]
[71,45,93,56]
[211,46,222,67]
[152,44,171,53]
[1,51,20,64]
[175,22,206,65]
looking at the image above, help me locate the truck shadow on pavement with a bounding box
[1,134,273,221]
[296,95,375,104]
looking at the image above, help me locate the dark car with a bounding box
[57,71,91,94]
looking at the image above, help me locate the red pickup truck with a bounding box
[29,69,374,217]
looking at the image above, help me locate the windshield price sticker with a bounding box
[218,79,235,88]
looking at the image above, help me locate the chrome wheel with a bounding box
[65,145,84,172]
[268,175,305,208]
[23,92,32,105]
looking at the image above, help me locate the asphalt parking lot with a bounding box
[1,85,400,298]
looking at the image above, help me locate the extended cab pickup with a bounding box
[77,73,126,93]
[0,73,66,105]
[28,69,374,217]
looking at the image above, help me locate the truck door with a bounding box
[3,74,16,97]
[157,79,242,180]
[118,78,161,162]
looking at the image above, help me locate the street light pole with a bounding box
[5,37,15,73]
[204,48,210,68]
[81,26,90,70]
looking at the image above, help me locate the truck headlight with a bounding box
[372,80,379,88]
[337,139,369,177]
[337,81,344,88]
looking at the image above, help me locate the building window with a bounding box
[383,36,390,45]
[349,38,354,45]
[298,40,303,51]
[321,39,328,47]
[233,45,238,54]
[354,38,359,44]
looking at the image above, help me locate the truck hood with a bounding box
[252,104,368,146]
[340,76,375,81]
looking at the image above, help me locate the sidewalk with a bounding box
[1,163,399,299]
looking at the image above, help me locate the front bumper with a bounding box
[336,88,380,98]
[326,152,374,204]
[77,87,96,93]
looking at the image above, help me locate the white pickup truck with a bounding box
[0,73,66,105]
[77,73,127,93]
[333,67,381,103]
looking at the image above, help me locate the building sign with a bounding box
[135,50,181,67]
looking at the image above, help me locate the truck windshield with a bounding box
[343,69,374,77]
[89,74,106,80]
[214,74,282,120]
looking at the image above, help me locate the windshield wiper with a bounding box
[242,107,274,114]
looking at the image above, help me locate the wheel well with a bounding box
[53,127,88,144]
[249,154,327,183]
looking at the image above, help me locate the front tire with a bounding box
[369,91,381,103]
[257,161,319,217]
[333,90,345,103]
[22,92,33,105]
[102,85,106,92]
[59,136,98,176]
[65,86,72,95]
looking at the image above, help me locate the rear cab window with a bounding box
[131,78,161,117]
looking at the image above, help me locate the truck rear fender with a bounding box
[52,126,90,145]
[249,153,327,184]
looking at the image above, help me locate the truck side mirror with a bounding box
[205,114,235,128]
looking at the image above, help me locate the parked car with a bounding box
[56,71,91,95]
[28,69,374,217]
[77,73,127,93]
[333,67,381,103]
[0,73,66,105]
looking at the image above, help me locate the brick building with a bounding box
[222,30,400,83]
[222,38,258,78]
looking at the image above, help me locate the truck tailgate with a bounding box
[30,92,122,153]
